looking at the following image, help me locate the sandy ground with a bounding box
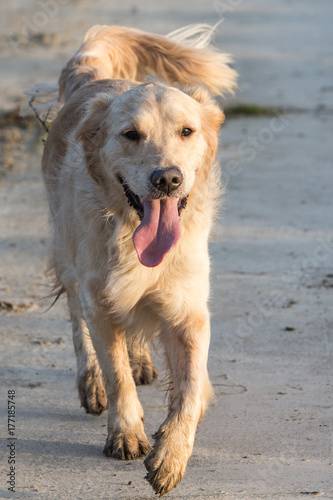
[0,1,332,499]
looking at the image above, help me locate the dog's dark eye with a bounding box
[123,130,140,141]
[181,127,193,137]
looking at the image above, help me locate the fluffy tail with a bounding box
[59,23,238,102]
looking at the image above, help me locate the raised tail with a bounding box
[59,23,238,102]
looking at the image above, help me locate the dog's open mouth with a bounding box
[119,176,145,220]
[118,175,188,267]
[118,176,188,220]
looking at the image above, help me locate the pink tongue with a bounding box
[133,198,181,267]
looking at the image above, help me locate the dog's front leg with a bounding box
[101,328,152,459]
[79,285,152,460]
[145,311,213,496]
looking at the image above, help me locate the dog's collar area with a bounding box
[117,175,188,220]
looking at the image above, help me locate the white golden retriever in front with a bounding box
[39,24,237,496]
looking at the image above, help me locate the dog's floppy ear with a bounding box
[185,86,225,130]
[76,93,112,183]
[184,86,225,178]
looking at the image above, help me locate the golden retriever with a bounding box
[38,24,237,496]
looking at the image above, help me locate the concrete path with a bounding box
[0,1,332,498]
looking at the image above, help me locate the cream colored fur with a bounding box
[40,24,237,496]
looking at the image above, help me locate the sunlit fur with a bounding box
[41,24,237,496]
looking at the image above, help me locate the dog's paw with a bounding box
[103,429,152,460]
[78,367,108,416]
[131,358,158,386]
[144,445,187,497]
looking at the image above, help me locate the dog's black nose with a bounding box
[151,167,183,195]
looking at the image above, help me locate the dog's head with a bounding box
[77,82,224,267]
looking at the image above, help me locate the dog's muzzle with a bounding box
[118,175,188,221]
[118,173,189,267]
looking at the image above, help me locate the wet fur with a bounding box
[40,24,237,496]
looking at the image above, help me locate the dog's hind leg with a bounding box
[67,285,108,416]
[128,339,158,386]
